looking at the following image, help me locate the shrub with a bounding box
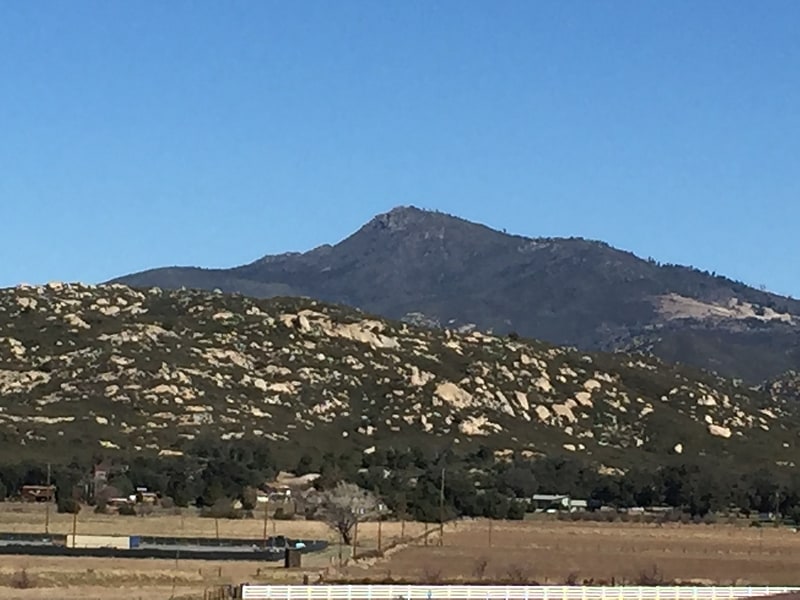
[10,569,34,589]
[200,498,243,519]
[636,564,666,585]
[117,503,137,516]
[472,557,489,580]
[504,564,531,584]
[56,497,80,514]
[273,507,294,520]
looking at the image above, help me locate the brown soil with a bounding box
[341,519,800,586]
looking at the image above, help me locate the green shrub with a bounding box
[273,507,294,520]
[117,503,137,516]
[56,497,80,514]
[200,498,243,519]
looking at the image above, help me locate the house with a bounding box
[531,494,571,512]
[106,497,134,513]
[569,499,588,512]
[132,488,159,505]
[21,485,55,503]
[531,494,589,513]
[92,461,112,486]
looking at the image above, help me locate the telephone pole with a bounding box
[261,501,269,549]
[44,463,51,534]
[774,490,781,523]
[438,466,445,546]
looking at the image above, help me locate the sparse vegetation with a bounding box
[9,568,34,589]
[319,482,380,545]
[1,284,800,522]
[340,519,800,585]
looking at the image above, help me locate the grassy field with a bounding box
[343,519,800,586]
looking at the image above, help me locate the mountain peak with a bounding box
[367,205,439,232]
[112,208,800,383]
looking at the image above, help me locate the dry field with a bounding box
[0,502,430,599]
[0,553,312,600]
[344,519,800,586]
[3,504,800,596]
[0,502,428,549]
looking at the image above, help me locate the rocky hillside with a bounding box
[1,283,798,471]
[113,206,800,383]
[765,372,800,403]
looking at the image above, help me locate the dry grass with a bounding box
[343,519,800,586]
[0,502,436,598]
[10,505,799,593]
[0,503,428,551]
[0,552,333,599]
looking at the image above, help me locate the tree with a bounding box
[54,474,81,514]
[241,485,258,511]
[318,481,379,545]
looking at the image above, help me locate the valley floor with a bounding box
[0,504,799,597]
[342,519,800,586]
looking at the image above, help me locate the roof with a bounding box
[532,494,569,501]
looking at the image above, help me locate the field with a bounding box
[0,502,428,547]
[1,505,800,598]
[0,502,428,599]
[344,519,800,586]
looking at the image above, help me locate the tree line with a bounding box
[1,440,799,525]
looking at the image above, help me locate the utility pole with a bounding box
[352,520,359,558]
[45,463,51,534]
[774,490,781,524]
[438,466,445,546]
[377,518,383,553]
[71,510,78,547]
[261,501,269,549]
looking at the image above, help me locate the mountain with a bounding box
[1,282,798,473]
[113,206,800,383]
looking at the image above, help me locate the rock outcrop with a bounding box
[0,283,797,471]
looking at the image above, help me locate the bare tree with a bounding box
[318,482,379,545]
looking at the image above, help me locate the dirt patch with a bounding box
[340,519,800,586]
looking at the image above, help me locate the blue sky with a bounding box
[2,1,799,296]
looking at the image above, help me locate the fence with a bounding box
[240,586,800,600]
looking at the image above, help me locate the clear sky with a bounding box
[2,1,799,296]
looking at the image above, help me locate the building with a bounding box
[531,494,589,512]
[20,485,55,503]
[531,494,571,511]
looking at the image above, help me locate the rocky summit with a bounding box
[0,282,798,471]
[114,206,800,384]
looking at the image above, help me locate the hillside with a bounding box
[1,282,798,474]
[114,207,800,383]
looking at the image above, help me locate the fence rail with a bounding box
[240,586,800,600]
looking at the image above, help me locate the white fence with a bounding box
[240,586,800,600]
